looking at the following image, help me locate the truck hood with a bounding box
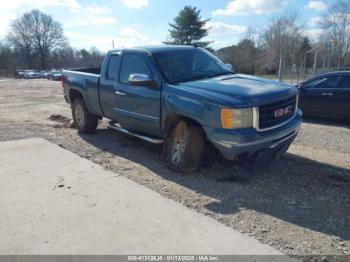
[178,74,297,107]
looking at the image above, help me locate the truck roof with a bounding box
[110,45,199,54]
[318,71,350,76]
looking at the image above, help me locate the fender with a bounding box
[162,93,221,132]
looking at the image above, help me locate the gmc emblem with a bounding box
[275,106,293,118]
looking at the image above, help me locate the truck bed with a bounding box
[63,68,103,117]
[69,67,101,75]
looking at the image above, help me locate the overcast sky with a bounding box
[0,0,333,51]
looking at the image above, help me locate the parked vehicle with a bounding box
[23,70,32,79]
[48,71,63,81]
[63,46,302,172]
[297,71,350,120]
[47,71,53,79]
[15,70,24,78]
[39,71,48,78]
[23,70,40,79]
[29,71,40,79]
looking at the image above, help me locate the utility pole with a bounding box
[278,55,283,82]
[313,51,318,75]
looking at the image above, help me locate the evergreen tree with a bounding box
[299,37,312,67]
[165,6,211,48]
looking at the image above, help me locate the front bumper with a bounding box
[206,109,303,161]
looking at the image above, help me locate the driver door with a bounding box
[299,75,340,117]
[114,52,162,137]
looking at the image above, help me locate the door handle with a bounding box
[115,91,126,96]
[322,93,333,96]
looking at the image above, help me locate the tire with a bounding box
[164,120,205,173]
[273,140,292,160]
[72,97,98,133]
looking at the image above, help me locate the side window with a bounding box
[305,75,339,89]
[337,75,350,89]
[107,55,121,81]
[120,54,152,83]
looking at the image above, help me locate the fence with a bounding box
[257,66,350,85]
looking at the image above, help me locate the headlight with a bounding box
[221,108,253,129]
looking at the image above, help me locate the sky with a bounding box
[0,0,335,51]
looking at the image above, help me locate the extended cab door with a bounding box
[99,52,122,120]
[299,75,340,117]
[114,52,162,137]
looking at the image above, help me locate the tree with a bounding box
[7,9,67,70]
[7,13,34,68]
[263,12,303,73]
[0,41,16,71]
[299,37,313,68]
[229,39,258,74]
[320,0,350,67]
[165,5,211,47]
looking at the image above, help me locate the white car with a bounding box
[23,70,39,79]
[27,71,40,79]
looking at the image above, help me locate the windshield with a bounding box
[153,48,233,84]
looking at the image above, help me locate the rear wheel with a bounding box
[164,121,205,173]
[72,97,98,133]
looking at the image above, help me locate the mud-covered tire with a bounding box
[164,121,205,173]
[72,97,98,133]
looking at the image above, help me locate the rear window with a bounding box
[337,75,350,89]
[107,55,121,81]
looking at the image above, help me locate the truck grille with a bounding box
[258,95,297,130]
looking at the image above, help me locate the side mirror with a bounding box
[128,74,153,86]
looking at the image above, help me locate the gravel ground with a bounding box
[1,78,350,260]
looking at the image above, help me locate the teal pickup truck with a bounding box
[63,45,302,172]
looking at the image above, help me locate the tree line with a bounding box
[0,9,104,75]
[2,1,350,77]
[216,13,314,75]
[166,1,350,75]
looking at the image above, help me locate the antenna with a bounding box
[112,40,115,49]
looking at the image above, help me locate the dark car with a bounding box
[15,70,24,78]
[298,72,350,120]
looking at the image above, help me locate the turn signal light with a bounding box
[221,109,234,129]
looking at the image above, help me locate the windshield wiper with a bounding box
[173,71,235,84]
[210,71,235,78]
[174,75,212,84]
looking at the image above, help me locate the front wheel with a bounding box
[164,121,205,173]
[72,97,98,133]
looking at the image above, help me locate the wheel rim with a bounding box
[75,104,85,128]
[171,122,187,164]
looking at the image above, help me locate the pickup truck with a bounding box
[63,46,302,172]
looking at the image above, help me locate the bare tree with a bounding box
[246,26,265,49]
[29,10,67,69]
[7,9,67,70]
[263,12,303,73]
[0,41,16,73]
[7,13,34,68]
[228,39,258,74]
[320,0,350,67]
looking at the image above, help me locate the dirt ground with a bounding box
[1,78,350,259]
